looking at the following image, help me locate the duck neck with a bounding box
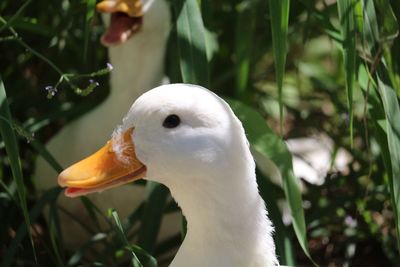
[168,153,278,267]
[106,0,170,103]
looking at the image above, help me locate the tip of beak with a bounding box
[58,170,69,188]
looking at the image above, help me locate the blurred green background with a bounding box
[1,0,400,266]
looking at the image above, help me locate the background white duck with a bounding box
[34,0,171,248]
[58,83,280,267]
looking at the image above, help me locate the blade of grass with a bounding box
[0,0,33,33]
[227,98,317,265]
[361,0,379,52]
[300,0,342,43]
[154,233,181,257]
[376,69,400,251]
[2,187,62,267]
[361,0,400,250]
[172,0,210,87]
[2,126,63,266]
[48,201,65,267]
[80,196,102,231]
[110,209,158,267]
[137,182,169,254]
[0,76,35,260]
[234,1,256,101]
[337,0,357,146]
[267,0,290,133]
[30,139,63,172]
[257,169,295,266]
[83,0,96,62]
[67,233,107,267]
[110,209,143,267]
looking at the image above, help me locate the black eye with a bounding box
[163,114,181,128]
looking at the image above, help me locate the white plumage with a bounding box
[59,84,280,266]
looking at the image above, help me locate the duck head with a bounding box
[58,83,248,197]
[97,0,169,46]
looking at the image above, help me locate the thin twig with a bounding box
[0,0,34,33]
[0,16,66,77]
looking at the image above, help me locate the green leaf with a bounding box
[83,0,96,62]
[267,0,290,132]
[234,1,256,100]
[257,169,296,266]
[0,0,33,33]
[110,209,158,267]
[227,98,317,265]
[375,0,398,41]
[67,233,108,267]
[48,201,65,267]
[172,0,210,87]
[301,1,342,43]
[361,0,379,51]
[2,187,62,267]
[110,209,143,267]
[376,69,400,251]
[137,182,169,254]
[361,1,400,251]
[337,0,357,146]
[30,138,63,172]
[0,76,35,259]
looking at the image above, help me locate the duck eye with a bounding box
[163,114,181,128]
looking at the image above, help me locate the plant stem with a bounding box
[0,16,66,77]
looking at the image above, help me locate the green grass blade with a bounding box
[2,187,62,267]
[110,209,144,267]
[30,138,63,172]
[137,182,169,254]
[257,169,296,265]
[234,1,256,101]
[227,98,317,265]
[375,0,398,41]
[80,196,102,231]
[127,244,158,267]
[67,233,107,267]
[301,0,342,43]
[172,0,210,87]
[361,0,400,251]
[0,76,35,259]
[48,202,65,267]
[83,0,96,62]
[376,70,400,251]
[123,202,144,232]
[361,0,379,51]
[267,0,290,133]
[0,0,33,33]
[337,0,357,146]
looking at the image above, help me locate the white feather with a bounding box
[122,84,279,266]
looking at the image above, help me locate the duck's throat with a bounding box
[168,172,279,267]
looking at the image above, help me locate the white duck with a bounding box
[34,0,172,248]
[58,84,280,267]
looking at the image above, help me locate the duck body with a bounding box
[59,84,279,266]
[34,0,171,248]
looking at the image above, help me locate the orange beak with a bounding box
[58,128,146,198]
[96,0,143,17]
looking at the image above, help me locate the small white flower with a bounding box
[106,63,113,71]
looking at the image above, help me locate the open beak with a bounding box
[96,0,144,46]
[58,128,146,198]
